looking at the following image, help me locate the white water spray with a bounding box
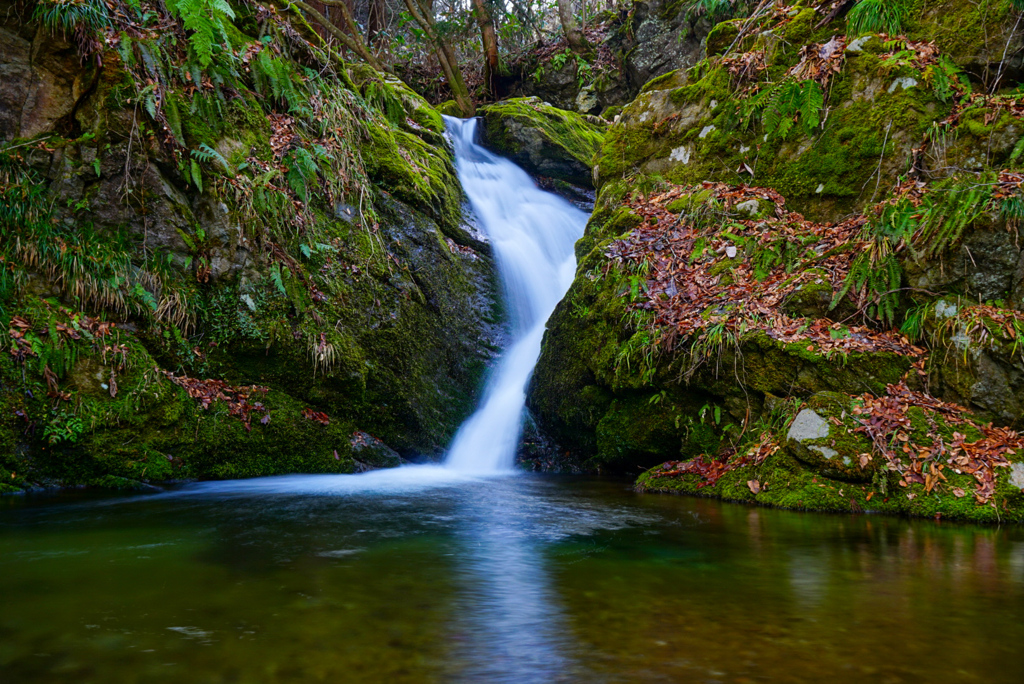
[443,117,587,473]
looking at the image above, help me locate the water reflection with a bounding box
[448,481,581,682]
[1,476,1024,683]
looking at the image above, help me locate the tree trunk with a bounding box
[368,0,386,47]
[557,0,587,53]
[291,0,388,72]
[470,0,501,98]
[401,0,475,116]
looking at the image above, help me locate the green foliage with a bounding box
[900,303,929,341]
[43,409,85,445]
[686,0,733,20]
[270,263,288,296]
[745,79,824,140]
[847,0,907,37]
[284,147,324,205]
[191,143,230,173]
[251,50,307,113]
[164,0,235,68]
[914,181,991,259]
[32,0,110,39]
[926,55,963,103]
[363,80,406,125]
[832,178,995,323]
[833,247,902,324]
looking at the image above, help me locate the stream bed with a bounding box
[2,471,1023,683]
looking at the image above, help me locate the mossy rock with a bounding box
[595,29,947,222]
[783,395,876,483]
[437,100,463,117]
[478,97,605,187]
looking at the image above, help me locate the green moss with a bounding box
[903,0,1015,69]
[596,30,947,220]
[363,124,462,234]
[478,97,605,186]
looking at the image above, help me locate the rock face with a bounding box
[0,13,90,141]
[477,97,605,187]
[508,0,753,115]
[527,0,1024,523]
[0,1,501,491]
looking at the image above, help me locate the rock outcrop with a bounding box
[0,0,500,491]
[477,97,605,187]
[528,0,1024,523]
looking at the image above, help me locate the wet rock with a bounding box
[478,98,605,187]
[785,402,875,483]
[350,431,404,471]
[0,19,91,141]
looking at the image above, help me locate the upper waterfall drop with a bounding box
[443,116,588,473]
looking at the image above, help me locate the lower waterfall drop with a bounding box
[443,116,588,473]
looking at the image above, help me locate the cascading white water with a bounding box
[443,116,588,473]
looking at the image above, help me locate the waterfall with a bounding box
[443,116,588,473]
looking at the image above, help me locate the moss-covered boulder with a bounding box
[526,2,1024,523]
[637,382,1024,525]
[478,97,605,187]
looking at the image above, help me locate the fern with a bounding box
[251,50,306,112]
[749,79,824,140]
[847,0,907,37]
[913,181,991,258]
[686,0,733,20]
[164,0,235,68]
[927,55,961,103]
[32,0,110,39]
[192,143,230,173]
[831,247,902,324]
[285,148,320,204]
[270,263,288,296]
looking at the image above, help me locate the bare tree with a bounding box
[557,0,588,53]
[470,0,502,97]
[400,0,475,115]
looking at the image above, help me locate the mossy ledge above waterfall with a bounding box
[527,0,1024,523]
[477,97,606,188]
[0,0,502,492]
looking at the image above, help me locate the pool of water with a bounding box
[2,468,1023,683]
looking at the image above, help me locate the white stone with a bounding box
[846,36,871,53]
[1010,463,1024,489]
[935,300,958,319]
[710,100,718,110]
[669,146,692,164]
[735,199,760,217]
[787,409,830,443]
[809,445,838,459]
[699,125,716,139]
[816,183,825,194]
[951,327,971,352]
[725,245,738,258]
[888,77,919,93]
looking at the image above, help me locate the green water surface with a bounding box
[1,469,1022,683]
